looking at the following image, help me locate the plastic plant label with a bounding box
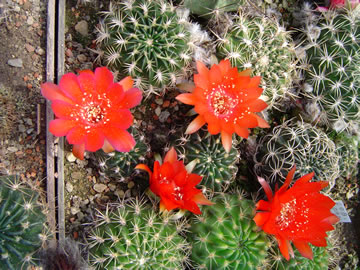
[331,200,351,223]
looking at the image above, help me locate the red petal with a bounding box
[79,70,94,76]
[194,73,210,90]
[244,87,263,100]
[135,164,153,178]
[176,93,197,105]
[183,200,202,215]
[185,115,206,134]
[277,235,291,261]
[248,76,262,87]
[160,196,180,212]
[77,72,95,94]
[107,109,133,130]
[103,127,135,152]
[257,176,273,201]
[255,200,271,211]
[278,166,296,194]
[218,59,231,75]
[234,125,249,138]
[196,61,209,77]
[293,241,313,260]
[208,122,221,134]
[105,83,125,105]
[221,131,232,153]
[164,147,178,163]
[120,87,142,108]
[95,67,113,94]
[192,193,213,205]
[41,82,75,104]
[160,162,175,179]
[66,126,86,145]
[294,172,315,185]
[51,100,75,119]
[238,69,252,77]
[102,139,115,153]
[309,238,327,247]
[174,170,187,187]
[235,114,258,128]
[49,119,76,136]
[72,144,85,160]
[254,114,270,128]
[59,73,83,102]
[118,76,133,91]
[85,130,105,151]
[247,99,268,112]
[209,64,222,85]
[187,173,202,186]
[253,212,271,227]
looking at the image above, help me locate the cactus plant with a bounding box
[97,0,193,96]
[0,175,47,270]
[216,11,298,111]
[254,119,340,188]
[87,197,190,269]
[189,192,269,269]
[178,131,240,192]
[94,127,151,181]
[300,9,360,133]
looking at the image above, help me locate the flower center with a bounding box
[275,199,297,230]
[208,88,238,118]
[173,186,184,201]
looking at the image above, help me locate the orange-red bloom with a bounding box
[254,166,339,260]
[41,67,142,160]
[135,147,213,214]
[176,59,269,152]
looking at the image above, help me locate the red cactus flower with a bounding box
[135,147,213,214]
[176,59,269,153]
[41,67,142,160]
[253,166,339,260]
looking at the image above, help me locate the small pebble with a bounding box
[128,181,135,189]
[7,58,23,68]
[159,111,170,123]
[66,152,77,162]
[155,107,161,116]
[115,189,125,198]
[7,146,18,152]
[26,16,34,25]
[93,183,107,193]
[18,124,26,132]
[66,182,74,193]
[75,20,88,36]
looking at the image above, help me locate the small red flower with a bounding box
[41,67,142,160]
[253,166,339,260]
[176,59,269,153]
[135,147,213,214]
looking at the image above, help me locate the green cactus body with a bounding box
[0,176,47,270]
[254,120,340,187]
[184,0,246,17]
[301,10,360,132]
[189,193,268,269]
[95,128,150,180]
[217,12,298,110]
[98,0,192,96]
[88,198,190,269]
[179,132,239,192]
[267,244,329,270]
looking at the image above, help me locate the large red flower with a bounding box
[41,67,142,160]
[176,59,269,153]
[254,166,339,260]
[135,147,213,214]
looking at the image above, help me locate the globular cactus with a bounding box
[254,119,340,188]
[184,0,246,17]
[216,11,298,111]
[299,9,360,133]
[94,127,151,181]
[189,192,269,269]
[87,198,191,269]
[177,131,240,192]
[0,175,48,270]
[265,239,330,270]
[97,0,193,96]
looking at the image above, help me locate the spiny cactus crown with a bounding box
[0,175,47,270]
[217,11,298,110]
[87,198,190,269]
[300,9,360,133]
[95,128,151,180]
[97,0,192,96]
[254,119,340,188]
[189,192,269,270]
[178,131,240,192]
